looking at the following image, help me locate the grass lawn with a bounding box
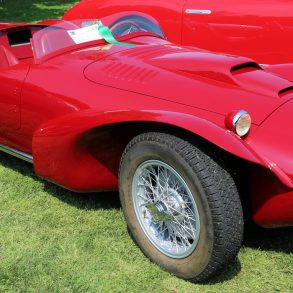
[0,0,78,22]
[0,1,292,292]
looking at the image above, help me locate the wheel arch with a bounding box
[32,109,261,192]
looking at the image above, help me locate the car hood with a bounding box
[84,44,293,125]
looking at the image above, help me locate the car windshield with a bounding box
[32,16,165,63]
[32,15,165,63]
[32,20,109,62]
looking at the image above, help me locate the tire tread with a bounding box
[120,132,243,282]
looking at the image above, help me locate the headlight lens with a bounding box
[225,110,251,137]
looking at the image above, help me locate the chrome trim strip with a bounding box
[185,9,212,15]
[0,144,33,163]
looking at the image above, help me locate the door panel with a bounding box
[183,0,293,64]
[0,63,29,131]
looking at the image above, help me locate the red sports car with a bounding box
[0,13,292,282]
[63,0,293,64]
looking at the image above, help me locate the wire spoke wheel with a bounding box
[132,160,200,258]
[119,132,244,282]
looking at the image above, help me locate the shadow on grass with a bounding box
[0,152,292,284]
[205,258,242,284]
[0,152,121,211]
[0,0,77,22]
[243,221,293,254]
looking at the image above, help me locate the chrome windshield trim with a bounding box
[0,144,33,163]
[185,9,212,15]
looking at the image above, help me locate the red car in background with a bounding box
[64,0,293,64]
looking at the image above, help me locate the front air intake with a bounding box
[279,86,293,98]
[231,62,262,74]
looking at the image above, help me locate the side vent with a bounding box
[279,86,293,98]
[231,62,262,75]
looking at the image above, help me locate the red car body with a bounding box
[0,13,292,281]
[64,0,293,64]
[0,15,291,228]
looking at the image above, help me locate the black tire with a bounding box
[109,15,165,38]
[119,132,244,282]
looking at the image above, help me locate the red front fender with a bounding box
[32,109,261,192]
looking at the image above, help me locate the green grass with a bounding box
[0,154,292,293]
[0,1,292,292]
[0,156,292,293]
[0,0,77,22]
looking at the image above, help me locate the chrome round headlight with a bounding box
[225,110,251,137]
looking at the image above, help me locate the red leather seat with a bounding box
[0,45,19,68]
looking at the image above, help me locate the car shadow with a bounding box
[208,223,292,284]
[0,152,121,210]
[0,152,292,283]
[243,221,292,254]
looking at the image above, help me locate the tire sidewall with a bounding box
[119,140,215,279]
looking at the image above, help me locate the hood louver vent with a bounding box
[102,61,158,84]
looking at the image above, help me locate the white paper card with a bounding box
[68,24,102,44]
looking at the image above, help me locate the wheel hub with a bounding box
[155,202,166,213]
[145,201,173,222]
[164,188,186,219]
[132,160,200,258]
[145,188,187,222]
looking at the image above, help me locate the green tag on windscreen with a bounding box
[97,25,136,47]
